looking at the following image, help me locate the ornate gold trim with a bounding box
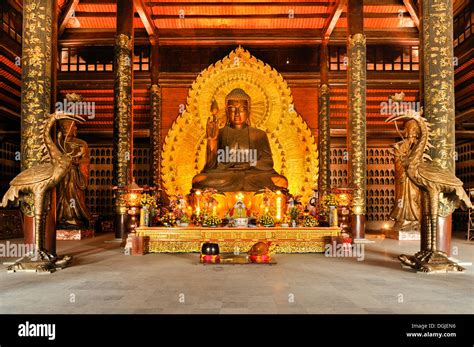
[21,0,53,170]
[319,83,330,95]
[422,0,455,172]
[137,226,340,253]
[21,0,54,216]
[113,34,133,194]
[347,32,367,215]
[115,33,133,50]
[150,84,162,188]
[348,33,366,48]
[318,83,331,195]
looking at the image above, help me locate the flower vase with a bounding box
[144,209,150,227]
[139,207,148,227]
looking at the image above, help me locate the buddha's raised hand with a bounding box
[206,115,219,141]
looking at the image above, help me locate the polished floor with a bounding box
[0,233,473,314]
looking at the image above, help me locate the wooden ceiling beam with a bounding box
[455,108,474,124]
[59,27,419,46]
[146,1,334,6]
[59,28,150,46]
[80,0,116,4]
[74,12,118,17]
[322,0,346,40]
[0,76,21,92]
[403,0,420,29]
[59,0,80,37]
[331,28,419,45]
[150,13,330,19]
[72,11,408,19]
[0,106,20,120]
[134,0,158,38]
[454,130,474,138]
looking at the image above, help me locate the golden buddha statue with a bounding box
[192,88,288,192]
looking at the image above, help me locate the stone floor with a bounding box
[0,233,473,314]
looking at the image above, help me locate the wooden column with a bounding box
[21,0,56,253]
[47,0,59,254]
[421,0,456,254]
[113,0,134,239]
[318,41,331,196]
[150,38,162,189]
[347,0,367,240]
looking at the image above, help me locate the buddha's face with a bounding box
[226,100,248,129]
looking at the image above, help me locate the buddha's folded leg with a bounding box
[243,171,288,191]
[192,171,245,191]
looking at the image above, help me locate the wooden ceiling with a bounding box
[62,0,416,32]
[37,0,430,138]
[2,0,472,140]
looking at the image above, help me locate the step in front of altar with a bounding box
[136,226,341,253]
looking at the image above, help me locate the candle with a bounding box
[212,205,217,216]
[276,194,282,221]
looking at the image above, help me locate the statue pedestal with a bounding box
[56,228,94,241]
[136,226,341,253]
[385,229,420,241]
[234,218,249,228]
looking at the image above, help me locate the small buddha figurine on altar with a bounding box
[232,201,248,218]
[192,88,288,192]
[231,200,249,227]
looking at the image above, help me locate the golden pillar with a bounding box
[150,84,162,188]
[318,42,331,196]
[150,39,162,189]
[113,0,134,239]
[347,0,367,240]
[421,0,456,254]
[21,0,57,253]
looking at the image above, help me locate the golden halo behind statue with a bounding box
[161,46,318,203]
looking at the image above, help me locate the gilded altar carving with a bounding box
[150,84,162,188]
[113,34,133,210]
[137,226,340,253]
[347,34,367,215]
[161,46,318,203]
[318,83,331,195]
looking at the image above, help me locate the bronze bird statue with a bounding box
[386,109,472,272]
[1,112,85,271]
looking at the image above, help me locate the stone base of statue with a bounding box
[56,228,94,241]
[386,229,421,241]
[234,218,249,228]
[399,251,465,273]
[385,221,420,241]
[6,253,73,273]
